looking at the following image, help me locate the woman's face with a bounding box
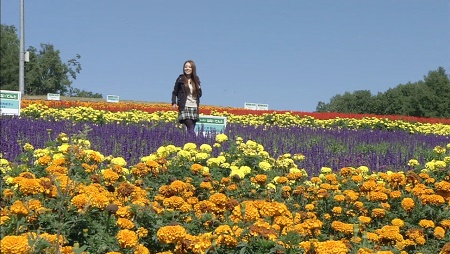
[184,62,192,75]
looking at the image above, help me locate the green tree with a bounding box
[0,25,20,90]
[25,44,81,95]
[0,23,89,96]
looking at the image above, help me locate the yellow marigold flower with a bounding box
[117,218,135,229]
[408,159,420,167]
[23,142,34,151]
[0,158,12,174]
[199,144,212,153]
[320,167,332,174]
[258,161,272,171]
[230,169,245,179]
[293,153,305,161]
[401,197,415,212]
[157,225,186,244]
[116,229,138,248]
[0,235,30,254]
[239,165,251,175]
[215,133,228,143]
[432,226,446,240]
[111,157,127,167]
[433,145,446,154]
[419,219,435,228]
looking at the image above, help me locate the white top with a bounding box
[186,79,197,108]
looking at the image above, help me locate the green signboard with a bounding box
[0,90,21,116]
[195,115,227,134]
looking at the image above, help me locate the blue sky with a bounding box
[2,0,449,112]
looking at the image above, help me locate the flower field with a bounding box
[1,100,450,254]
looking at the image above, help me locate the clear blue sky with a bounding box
[2,0,449,112]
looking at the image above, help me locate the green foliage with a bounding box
[316,67,450,118]
[0,23,102,98]
[0,25,20,90]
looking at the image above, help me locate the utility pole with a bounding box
[19,0,25,95]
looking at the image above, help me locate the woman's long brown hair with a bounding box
[183,60,201,96]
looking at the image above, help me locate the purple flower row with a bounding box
[1,116,448,176]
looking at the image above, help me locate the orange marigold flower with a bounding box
[420,194,445,205]
[376,225,403,243]
[117,218,135,229]
[389,190,402,199]
[209,193,228,205]
[137,227,148,238]
[10,200,28,216]
[358,216,372,224]
[3,188,14,199]
[331,221,354,235]
[333,194,345,202]
[391,218,405,228]
[434,226,446,240]
[131,162,150,177]
[14,177,44,196]
[368,191,388,202]
[351,175,363,183]
[435,181,450,192]
[0,235,30,254]
[418,219,435,228]
[371,208,386,218]
[102,168,120,186]
[313,240,349,254]
[332,206,343,215]
[117,229,138,248]
[254,174,268,184]
[441,219,450,229]
[190,163,203,173]
[157,225,186,244]
[401,197,415,212]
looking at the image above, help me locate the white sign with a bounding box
[256,103,269,110]
[0,90,21,116]
[244,102,268,110]
[244,102,257,110]
[47,93,60,101]
[195,115,227,134]
[107,95,120,103]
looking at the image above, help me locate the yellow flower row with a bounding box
[20,103,450,135]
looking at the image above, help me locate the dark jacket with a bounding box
[171,74,202,110]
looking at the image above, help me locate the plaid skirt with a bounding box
[178,107,199,123]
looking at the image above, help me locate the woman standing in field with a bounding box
[171,60,202,134]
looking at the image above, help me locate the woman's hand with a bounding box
[172,104,177,109]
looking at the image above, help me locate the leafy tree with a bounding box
[0,23,98,97]
[316,67,450,118]
[0,25,20,90]
[69,87,102,98]
[24,44,81,95]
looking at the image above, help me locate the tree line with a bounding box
[316,67,450,118]
[0,24,102,98]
